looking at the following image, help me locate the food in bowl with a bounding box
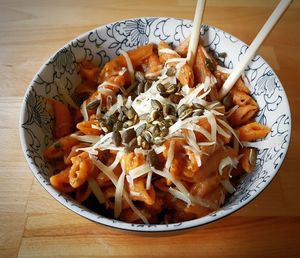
[20,18,291,231]
[43,38,269,224]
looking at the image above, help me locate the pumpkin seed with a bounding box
[151,99,163,111]
[144,80,152,92]
[147,149,159,167]
[86,99,100,110]
[125,107,137,120]
[142,130,153,143]
[136,124,146,136]
[135,71,146,83]
[166,66,176,77]
[163,104,176,116]
[112,131,122,146]
[177,104,188,116]
[123,120,134,128]
[165,84,178,94]
[149,124,160,137]
[169,94,183,104]
[153,136,165,145]
[147,110,160,123]
[107,114,117,126]
[113,121,123,131]
[165,115,177,122]
[156,83,165,93]
[160,92,170,98]
[193,109,204,117]
[161,120,172,128]
[100,121,111,133]
[128,137,138,147]
[179,108,193,120]
[152,120,162,126]
[193,103,206,109]
[137,82,145,95]
[160,127,169,137]
[122,128,136,144]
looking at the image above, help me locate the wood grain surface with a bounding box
[1,0,300,257]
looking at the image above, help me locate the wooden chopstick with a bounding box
[219,0,293,98]
[187,0,206,67]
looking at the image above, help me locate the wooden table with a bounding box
[1,0,300,257]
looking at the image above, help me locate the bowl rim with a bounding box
[19,16,292,232]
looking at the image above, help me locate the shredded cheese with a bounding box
[80,101,89,121]
[90,155,149,223]
[114,169,126,218]
[169,187,192,205]
[88,178,105,204]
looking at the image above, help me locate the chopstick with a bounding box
[219,0,293,98]
[187,0,206,66]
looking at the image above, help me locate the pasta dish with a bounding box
[43,39,269,224]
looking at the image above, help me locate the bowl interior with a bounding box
[20,17,291,232]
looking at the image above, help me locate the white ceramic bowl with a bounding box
[19,17,291,232]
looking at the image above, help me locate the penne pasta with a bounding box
[44,40,270,224]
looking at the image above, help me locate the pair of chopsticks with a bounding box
[187,0,292,98]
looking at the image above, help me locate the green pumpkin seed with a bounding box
[169,94,183,104]
[165,84,178,94]
[177,104,188,116]
[144,80,152,92]
[166,66,176,77]
[165,115,177,122]
[86,99,100,110]
[163,104,176,116]
[193,109,204,117]
[156,83,165,93]
[122,128,136,144]
[151,99,163,111]
[147,110,160,123]
[112,131,122,146]
[136,123,146,136]
[123,120,134,128]
[147,149,159,167]
[149,124,160,137]
[142,130,153,143]
[179,108,193,120]
[137,82,145,95]
[128,137,138,148]
[125,107,137,120]
[113,121,123,131]
[193,103,206,109]
[160,127,169,137]
[135,71,146,83]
